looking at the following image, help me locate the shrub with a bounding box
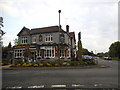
[46,63,51,67]
[62,62,67,66]
[39,63,44,67]
[54,63,59,67]
[2,60,9,66]
[33,64,39,67]
[22,63,27,67]
[69,61,79,66]
[16,64,21,67]
[10,64,16,67]
[26,63,33,67]
[66,63,70,66]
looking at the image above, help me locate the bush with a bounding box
[10,64,16,67]
[33,63,39,67]
[46,63,51,67]
[14,60,24,65]
[16,64,21,67]
[39,63,44,67]
[54,63,59,67]
[22,63,27,67]
[66,63,70,66]
[2,60,9,66]
[26,63,33,67]
[69,61,79,66]
[62,62,67,66]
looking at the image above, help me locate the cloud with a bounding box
[1,0,118,53]
[2,34,17,46]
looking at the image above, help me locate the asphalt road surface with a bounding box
[2,59,119,89]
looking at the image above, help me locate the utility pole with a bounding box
[58,10,61,61]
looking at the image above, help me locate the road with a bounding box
[2,59,119,89]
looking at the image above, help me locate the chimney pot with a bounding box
[66,25,69,32]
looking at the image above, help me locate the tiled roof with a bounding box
[30,26,65,34]
[17,26,30,36]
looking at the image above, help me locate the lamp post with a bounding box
[58,10,61,60]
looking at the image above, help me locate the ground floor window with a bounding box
[14,49,24,58]
[60,48,64,58]
[44,46,54,58]
[67,48,71,57]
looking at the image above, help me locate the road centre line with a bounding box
[28,85,44,88]
[6,86,22,89]
[72,84,85,87]
[51,85,66,88]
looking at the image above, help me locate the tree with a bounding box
[77,40,82,60]
[82,48,89,55]
[109,41,120,59]
[14,38,18,45]
[8,42,12,48]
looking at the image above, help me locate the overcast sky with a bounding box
[0,0,119,53]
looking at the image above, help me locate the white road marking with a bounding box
[72,84,85,87]
[6,86,22,89]
[94,84,102,87]
[28,85,44,88]
[94,84,98,87]
[51,85,66,88]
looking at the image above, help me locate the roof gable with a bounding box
[17,26,30,36]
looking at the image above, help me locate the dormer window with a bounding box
[45,34,53,42]
[21,37,27,44]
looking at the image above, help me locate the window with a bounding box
[32,36,36,43]
[45,34,53,42]
[14,50,24,58]
[60,49,64,57]
[44,46,54,58]
[67,49,71,57]
[38,50,41,57]
[21,37,27,44]
[39,35,42,41]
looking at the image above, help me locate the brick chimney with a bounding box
[66,25,69,32]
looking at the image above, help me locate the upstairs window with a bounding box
[32,36,36,43]
[21,37,27,44]
[39,34,42,42]
[45,34,53,42]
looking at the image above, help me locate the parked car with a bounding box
[83,55,93,61]
[104,57,112,60]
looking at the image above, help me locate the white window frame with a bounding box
[21,37,27,44]
[32,36,36,43]
[67,48,71,58]
[60,48,65,58]
[14,49,24,58]
[44,46,55,58]
[45,34,53,42]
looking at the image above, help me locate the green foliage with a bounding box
[8,42,12,48]
[33,63,39,67]
[77,40,82,60]
[2,60,9,66]
[69,61,79,66]
[39,63,44,67]
[46,63,51,67]
[109,41,120,59]
[82,48,89,55]
[10,60,96,67]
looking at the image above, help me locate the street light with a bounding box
[58,10,61,61]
